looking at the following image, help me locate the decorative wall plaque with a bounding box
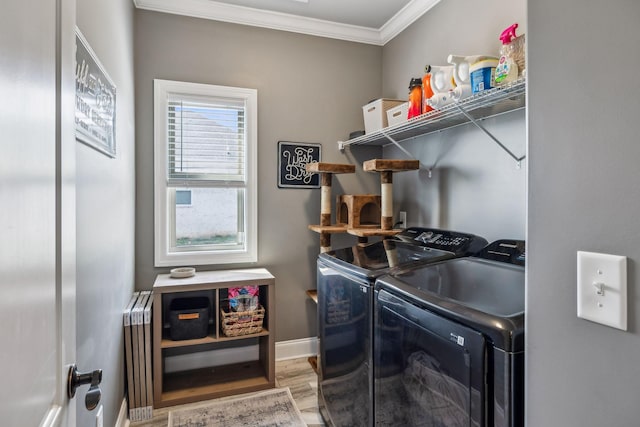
[75,28,116,157]
[278,141,321,188]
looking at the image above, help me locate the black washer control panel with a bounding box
[395,227,488,256]
[475,239,526,266]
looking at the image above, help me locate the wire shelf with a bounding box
[340,79,526,149]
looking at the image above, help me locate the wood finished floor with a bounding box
[135,357,324,426]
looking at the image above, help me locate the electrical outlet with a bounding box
[399,211,407,228]
[96,405,103,427]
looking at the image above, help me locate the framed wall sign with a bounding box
[75,28,117,157]
[278,141,321,188]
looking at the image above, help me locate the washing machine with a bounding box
[373,240,525,427]
[317,227,488,427]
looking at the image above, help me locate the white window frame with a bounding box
[154,79,258,266]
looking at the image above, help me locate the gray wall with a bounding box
[134,10,382,341]
[76,0,136,425]
[527,1,640,425]
[71,1,640,425]
[381,0,527,242]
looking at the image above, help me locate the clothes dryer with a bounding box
[317,228,488,427]
[374,240,525,427]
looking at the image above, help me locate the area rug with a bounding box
[168,387,306,427]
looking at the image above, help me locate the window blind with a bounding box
[167,96,246,185]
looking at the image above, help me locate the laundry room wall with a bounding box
[76,0,136,425]
[527,1,640,425]
[134,10,382,342]
[380,0,527,242]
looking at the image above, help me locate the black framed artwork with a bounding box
[277,141,321,189]
[75,28,117,157]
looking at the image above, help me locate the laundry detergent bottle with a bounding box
[407,77,423,119]
[447,55,473,100]
[495,23,520,85]
[426,65,455,109]
[422,65,434,114]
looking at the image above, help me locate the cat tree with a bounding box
[306,159,419,250]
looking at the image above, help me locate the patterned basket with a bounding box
[220,304,265,337]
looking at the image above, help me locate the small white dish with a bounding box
[170,267,196,278]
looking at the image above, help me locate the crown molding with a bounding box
[133,0,381,44]
[380,0,441,44]
[133,0,441,46]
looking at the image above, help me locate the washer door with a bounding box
[375,289,487,426]
[317,263,372,427]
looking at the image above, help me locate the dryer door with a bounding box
[375,289,487,426]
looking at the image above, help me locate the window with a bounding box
[154,80,257,266]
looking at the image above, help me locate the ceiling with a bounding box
[208,0,413,28]
[133,0,442,45]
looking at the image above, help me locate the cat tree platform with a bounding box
[362,159,420,232]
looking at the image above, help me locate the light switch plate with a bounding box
[577,251,627,330]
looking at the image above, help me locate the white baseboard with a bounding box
[275,337,317,361]
[115,398,129,427]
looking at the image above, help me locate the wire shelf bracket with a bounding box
[452,102,526,165]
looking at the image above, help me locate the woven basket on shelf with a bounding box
[220,305,265,337]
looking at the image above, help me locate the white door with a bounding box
[0,0,78,425]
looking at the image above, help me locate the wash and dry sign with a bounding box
[75,28,116,157]
[278,141,321,188]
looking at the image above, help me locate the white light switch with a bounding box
[577,251,627,330]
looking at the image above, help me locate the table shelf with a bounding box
[160,361,272,407]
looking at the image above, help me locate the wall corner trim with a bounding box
[115,397,130,427]
[379,0,441,44]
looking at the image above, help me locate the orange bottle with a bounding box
[407,77,422,119]
[422,65,434,114]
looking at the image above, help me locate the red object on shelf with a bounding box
[407,77,422,119]
[422,66,434,114]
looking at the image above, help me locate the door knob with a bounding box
[67,364,102,411]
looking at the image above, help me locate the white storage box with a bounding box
[386,102,409,127]
[362,98,406,134]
